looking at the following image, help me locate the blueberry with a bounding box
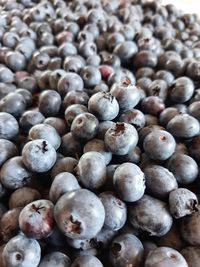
[146,79,168,100]
[29,124,61,150]
[20,110,45,134]
[57,73,84,98]
[0,156,34,190]
[109,233,144,267]
[38,90,61,117]
[0,92,26,118]
[143,129,176,161]
[156,224,185,251]
[169,188,198,219]
[83,138,112,165]
[63,91,89,109]
[104,122,138,155]
[54,189,105,239]
[9,187,41,209]
[51,157,78,180]
[169,77,195,103]
[144,165,178,199]
[167,153,198,184]
[76,151,106,189]
[5,51,26,71]
[181,246,200,267]
[88,92,119,121]
[44,117,67,136]
[64,104,88,127]
[0,139,18,167]
[58,42,77,58]
[99,191,127,231]
[159,107,180,126]
[19,199,54,239]
[71,255,103,267]
[141,96,165,115]
[22,139,57,173]
[49,172,80,203]
[113,162,145,202]
[188,101,200,121]
[119,109,146,130]
[0,208,22,242]
[114,41,138,61]
[110,78,140,112]
[39,252,71,267]
[167,114,200,139]
[2,234,41,267]
[144,247,188,267]
[71,113,99,141]
[129,194,173,236]
[80,66,101,88]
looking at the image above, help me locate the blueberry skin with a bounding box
[169,188,198,219]
[144,165,178,199]
[159,107,180,126]
[0,207,22,243]
[181,246,200,267]
[144,247,188,267]
[0,112,19,140]
[104,122,138,155]
[2,234,41,267]
[54,189,105,240]
[49,172,80,203]
[29,124,61,150]
[119,109,146,130]
[44,117,67,136]
[97,120,115,140]
[113,41,138,61]
[76,151,106,189]
[143,130,176,161]
[188,101,200,121]
[39,252,71,267]
[88,92,119,121]
[19,110,45,134]
[188,136,200,162]
[109,233,144,267]
[110,79,140,112]
[113,163,145,202]
[71,113,99,141]
[167,114,200,139]
[51,157,78,180]
[19,199,54,239]
[9,187,41,209]
[61,132,83,158]
[71,255,103,267]
[63,90,89,110]
[38,90,61,117]
[129,195,173,236]
[0,156,34,190]
[22,139,57,173]
[83,139,112,165]
[64,104,88,127]
[57,73,84,97]
[80,66,101,88]
[99,191,127,231]
[0,92,27,118]
[181,208,200,246]
[169,77,194,103]
[156,224,185,251]
[167,153,198,184]
[0,139,18,167]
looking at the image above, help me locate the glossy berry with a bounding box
[19,199,54,239]
[143,130,176,161]
[113,163,145,202]
[54,189,105,240]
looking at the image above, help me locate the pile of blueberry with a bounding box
[0,0,200,266]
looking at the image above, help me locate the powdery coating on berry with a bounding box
[22,139,57,173]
